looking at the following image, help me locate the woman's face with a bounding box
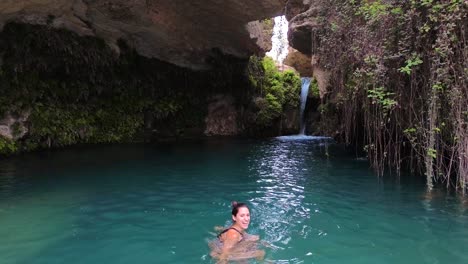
[232,207,250,230]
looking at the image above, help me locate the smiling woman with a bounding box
[209,201,265,263]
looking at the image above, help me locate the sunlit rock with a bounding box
[283,47,312,76]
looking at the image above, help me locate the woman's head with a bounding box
[231,201,249,216]
[231,201,250,230]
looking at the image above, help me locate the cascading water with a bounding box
[300,77,311,135]
[266,16,289,65]
[266,17,318,138]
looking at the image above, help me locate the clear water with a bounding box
[1,138,467,264]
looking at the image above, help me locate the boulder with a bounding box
[283,47,312,76]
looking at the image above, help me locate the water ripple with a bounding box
[0,140,467,264]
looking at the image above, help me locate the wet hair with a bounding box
[231,201,249,216]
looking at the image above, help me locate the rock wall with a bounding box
[0,22,302,155]
[283,47,312,77]
[286,0,330,98]
[204,95,239,136]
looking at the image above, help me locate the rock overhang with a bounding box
[0,0,286,69]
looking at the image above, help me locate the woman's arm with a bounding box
[217,230,241,263]
[244,233,260,241]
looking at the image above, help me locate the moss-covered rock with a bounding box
[0,22,256,154]
[246,56,301,135]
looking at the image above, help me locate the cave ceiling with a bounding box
[0,0,285,69]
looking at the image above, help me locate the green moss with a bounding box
[310,78,320,98]
[21,95,188,149]
[281,70,301,107]
[0,22,219,155]
[0,136,17,155]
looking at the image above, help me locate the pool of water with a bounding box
[1,138,467,264]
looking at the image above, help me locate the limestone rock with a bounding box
[275,62,298,73]
[285,0,330,97]
[283,47,312,76]
[285,0,311,21]
[248,19,275,53]
[286,0,322,56]
[0,0,285,69]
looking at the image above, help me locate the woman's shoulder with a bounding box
[219,227,243,241]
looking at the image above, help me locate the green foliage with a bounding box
[0,22,213,155]
[367,87,397,112]
[310,78,320,98]
[357,0,391,20]
[26,99,143,148]
[248,56,301,127]
[282,70,302,107]
[152,98,183,120]
[313,0,467,190]
[261,19,274,36]
[262,56,278,80]
[399,55,423,75]
[0,136,17,155]
[256,94,282,126]
[13,94,186,151]
[403,127,419,145]
[427,148,437,159]
[432,82,444,91]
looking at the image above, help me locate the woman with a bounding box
[210,201,265,263]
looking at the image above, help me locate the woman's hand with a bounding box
[255,250,265,261]
[245,234,260,241]
[216,256,228,264]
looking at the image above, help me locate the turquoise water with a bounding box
[1,138,467,264]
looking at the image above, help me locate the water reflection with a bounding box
[0,162,17,198]
[1,140,467,264]
[248,137,333,246]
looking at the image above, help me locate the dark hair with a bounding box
[231,201,249,216]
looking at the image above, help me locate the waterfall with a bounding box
[300,77,311,135]
[266,16,289,64]
[265,17,311,135]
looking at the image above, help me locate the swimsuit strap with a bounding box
[217,227,244,238]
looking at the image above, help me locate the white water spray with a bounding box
[300,78,311,135]
[266,16,289,64]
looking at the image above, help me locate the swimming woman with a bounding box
[210,201,265,263]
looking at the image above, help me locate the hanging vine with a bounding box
[308,0,467,192]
